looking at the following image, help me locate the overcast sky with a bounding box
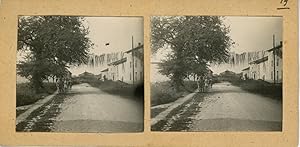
[84,17,144,55]
[224,16,282,53]
[152,16,283,62]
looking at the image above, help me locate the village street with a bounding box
[17,83,144,132]
[190,82,282,131]
[52,83,144,132]
[152,82,282,131]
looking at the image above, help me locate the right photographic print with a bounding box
[150,16,282,132]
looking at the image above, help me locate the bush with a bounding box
[231,79,282,100]
[82,78,143,100]
[151,81,197,106]
[16,82,57,107]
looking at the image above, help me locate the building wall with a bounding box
[266,50,282,83]
[247,46,282,84]
[259,60,268,81]
[102,71,108,80]
[242,69,250,80]
[120,51,144,84]
[105,47,144,84]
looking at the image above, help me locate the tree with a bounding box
[17,16,93,93]
[151,16,233,90]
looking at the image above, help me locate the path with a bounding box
[16,90,58,125]
[190,82,282,131]
[53,83,144,133]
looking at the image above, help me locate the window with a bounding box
[130,73,131,80]
[135,59,137,68]
[140,71,143,81]
[271,71,273,80]
[277,58,279,66]
[122,63,125,72]
[271,60,273,67]
[130,62,132,68]
[135,72,138,81]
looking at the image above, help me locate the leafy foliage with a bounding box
[17,16,93,92]
[151,16,233,90]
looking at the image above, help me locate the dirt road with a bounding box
[190,82,282,131]
[151,82,282,131]
[53,83,143,133]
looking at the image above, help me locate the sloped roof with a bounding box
[250,56,268,64]
[125,44,143,53]
[267,43,283,52]
[108,57,127,66]
[242,67,250,71]
[101,68,108,72]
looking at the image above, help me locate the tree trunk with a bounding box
[32,73,43,93]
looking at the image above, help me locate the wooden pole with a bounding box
[273,34,276,84]
[132,36,135,85]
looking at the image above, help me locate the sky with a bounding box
[84,17,144,55]
[223,16,282,53]
[152,16,283,62]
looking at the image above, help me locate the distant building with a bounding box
[219,70,239,78]
[241,67,250,80]
[249,56,268,80]
[100,68,108,80]
[78,71,94,77]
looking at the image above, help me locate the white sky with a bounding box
[152,16,283,61]
[84,17,144,55]
[224,16,282,53]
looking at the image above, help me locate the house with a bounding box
[69,42,144,85]
[246,42,282,83]
[266,42,283,83]
[107,57,127,82]
[105,43,144,84]
[249,56,268,80]
[241,67,250,80]
[78,71,94,77]
[100,68,108,80]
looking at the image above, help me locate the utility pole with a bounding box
[273,34,276,84]
[132,36,135,85]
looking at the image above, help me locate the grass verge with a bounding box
[230,79,282,100]
[16,82,57,107]
[151,92,204,131]
[151,107,168,118]
[16,93,68,132]
[16,109,28,117]
[151,81,197,106]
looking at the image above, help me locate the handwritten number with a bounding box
[280,0,288,6]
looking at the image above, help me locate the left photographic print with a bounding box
[16,16,144,133]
